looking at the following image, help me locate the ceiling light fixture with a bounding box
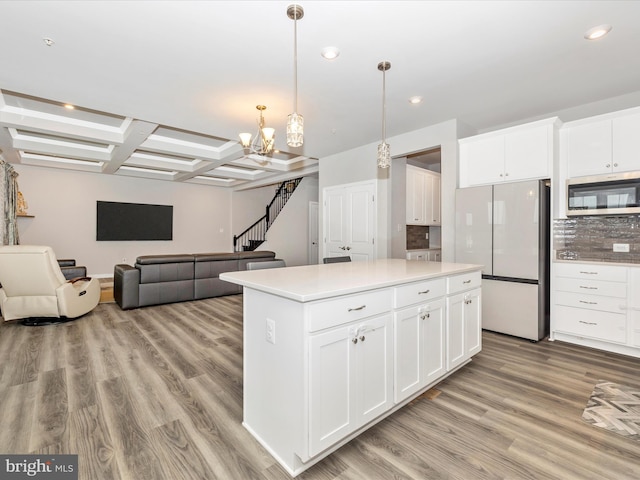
[286,4,304,148]
[408,96,423,105]
[584,24,612,40]
[239,105,275,156]
[321,47,340,60]
[377,61,391,169]
[43,37,54,47]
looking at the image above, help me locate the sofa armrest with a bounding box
[114,264,140,310]
[60,265,87,281]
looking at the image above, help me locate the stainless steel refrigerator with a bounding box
[455,179,550,341]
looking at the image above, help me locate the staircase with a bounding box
[233,178,303,252]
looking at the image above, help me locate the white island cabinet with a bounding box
[221,259,482,477]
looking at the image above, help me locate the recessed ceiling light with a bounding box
[321,47,340,60]
[43,37,55,47]
[64,104,75,110]
[408,96,423,105]
[584,24,612,40]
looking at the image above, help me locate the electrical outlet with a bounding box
[266,318,276,344]
[425,233,429,240]
[613,243,630,253]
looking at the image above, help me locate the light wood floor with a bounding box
[1,296,639,480]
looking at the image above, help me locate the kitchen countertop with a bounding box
[220,258,481,302]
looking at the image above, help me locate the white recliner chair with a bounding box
[0,245,100,323]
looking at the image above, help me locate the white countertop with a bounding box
[220,258,482,302]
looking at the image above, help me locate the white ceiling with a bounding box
[1,1,639,189]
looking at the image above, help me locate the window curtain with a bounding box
[0,160,20,245]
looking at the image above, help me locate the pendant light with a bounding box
[377,61,391,168]
[286,4,304,147]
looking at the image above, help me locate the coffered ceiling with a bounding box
[1,1,639,189]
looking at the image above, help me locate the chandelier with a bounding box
[239,105,275,156]
[286,4,304,147]
[377,61,391,168]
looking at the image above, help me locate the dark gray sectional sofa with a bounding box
[113,250,275,310]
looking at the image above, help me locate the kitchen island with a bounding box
[220,259,482,476]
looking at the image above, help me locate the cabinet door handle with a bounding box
[346,246,351,251]
[614,163,618,167]
[579,300,597,305]
[420,313,431,320]
[579,271,598,275]
[359,335,366,342]
[579,320,597,326]
[579,286,598,290]
[348,305,366,312]
[352,337,358,344]
[606,164,611,168]
[339,246,346,250]
[418,289,431,294]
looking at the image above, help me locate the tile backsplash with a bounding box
[407,225,429,250]
[554,215,640,263]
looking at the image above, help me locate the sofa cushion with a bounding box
[136,261,194,284]
[136,254,194,265]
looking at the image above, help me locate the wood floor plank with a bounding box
[0,381,37,453]
[30,367,69,452]
[96,375,165,480]
[68,404,121,480]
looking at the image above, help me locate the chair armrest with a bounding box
[56,277,100,318]
[57,259,76,267]
[114,264,140,310]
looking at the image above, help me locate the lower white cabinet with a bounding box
[446,288,482,370]
[551,262,640,358]
[394,299,446,403]
[309,313,392,456]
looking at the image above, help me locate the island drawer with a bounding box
[446,271,481,294]
[393,278,446,309]
[307,289,392,332]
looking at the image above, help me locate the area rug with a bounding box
[582,381,640,441]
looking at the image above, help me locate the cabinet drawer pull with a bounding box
[579,300,597,305]
[579,320,598,326]
[463,280,471,284]
[418,289,431,294]
[348,305,366,312]
[579,286,597,290]
[579,271,598,275]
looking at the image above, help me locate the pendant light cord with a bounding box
[293,8,298,113]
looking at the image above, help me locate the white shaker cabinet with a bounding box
[393,277,447,403]
[446,272,482,370]
[309,313,392,456]
[566,108,640,178]
[459,118,558,188]
[406,165,441,225]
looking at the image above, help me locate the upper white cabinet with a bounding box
[566,109,640,178]
[406,165,441,225]
[459,118,559,188]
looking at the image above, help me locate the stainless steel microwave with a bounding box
[567,172,640,216]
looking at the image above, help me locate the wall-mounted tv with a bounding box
[97,201,173,241]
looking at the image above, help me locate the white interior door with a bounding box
[323,181,376,261]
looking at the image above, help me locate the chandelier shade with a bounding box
[377,61,391,169]
[286,4,304,148]
[239,105,275,156]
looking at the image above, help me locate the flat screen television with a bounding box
[96,201,173,241]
